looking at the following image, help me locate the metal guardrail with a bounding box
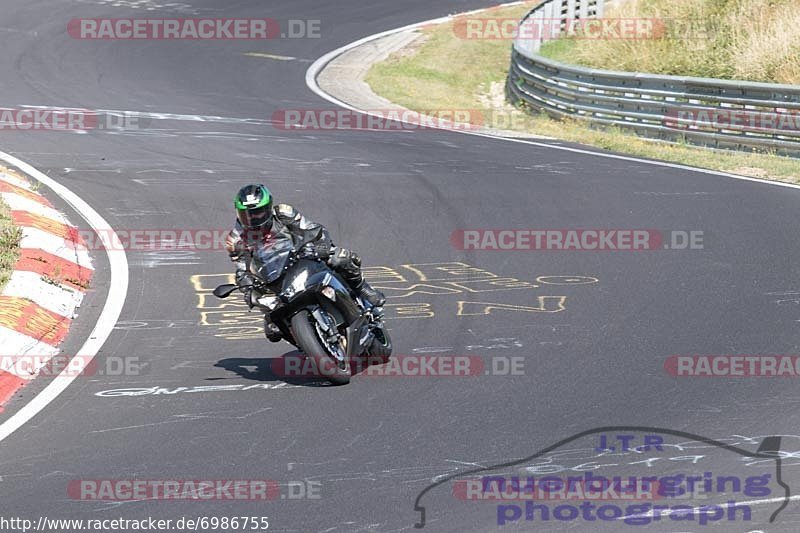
[506,0,800,157]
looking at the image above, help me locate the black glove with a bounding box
[314,240,333,259]
[300,240,332,259]
[327,246,351,269]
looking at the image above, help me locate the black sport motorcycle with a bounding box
[213,228,392,385]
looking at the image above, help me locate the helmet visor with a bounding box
[238,206,272,230]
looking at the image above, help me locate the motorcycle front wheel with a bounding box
[368,324,393,362]
[290,309,351,385]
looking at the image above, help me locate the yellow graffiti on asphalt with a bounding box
[400,262,498,282]
[383,302,435,319]
[200,310,263,327]
[374,283,462,298]
[361,266,407,283]
[191,273,234,292]
[446,278,538,293]
[196,293,245,310]
[190,262,597,340]
[456,298,567,316]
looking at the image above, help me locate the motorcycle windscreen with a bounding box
[251,234,294,283]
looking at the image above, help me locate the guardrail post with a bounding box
[594,0,604,18]
[565,0,577,35]
[577,0,590,21]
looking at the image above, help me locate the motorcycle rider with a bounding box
[225,184,386,342]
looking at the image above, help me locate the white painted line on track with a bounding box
[304,3,800,192]
[0,151,129,443]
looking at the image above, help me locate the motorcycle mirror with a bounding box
[213,284,239,298]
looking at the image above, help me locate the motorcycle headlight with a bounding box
[257,295,280,311]
[321,286,336,301]
[290,271,308,295]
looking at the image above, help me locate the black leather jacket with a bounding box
[227,203,332,282]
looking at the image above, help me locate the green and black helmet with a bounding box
[234,184,274,230]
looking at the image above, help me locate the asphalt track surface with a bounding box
[1,1,800,532]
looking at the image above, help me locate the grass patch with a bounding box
[65,277,90,290]
[0,198,21,291]
[364,1,800,184]
[367,4,534,112]
[539,0,800,84]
